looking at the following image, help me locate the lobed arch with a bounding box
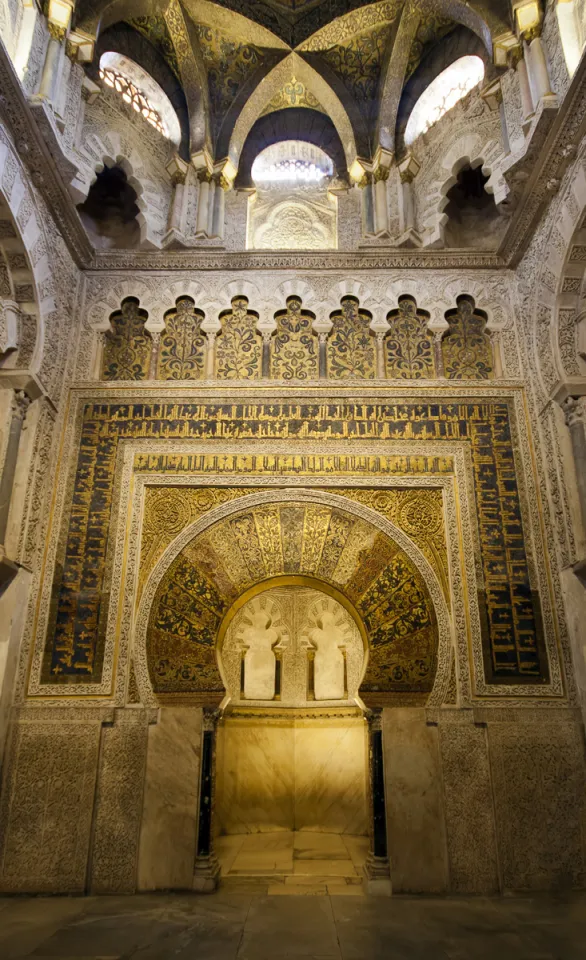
[73,145,169,250]
[132,487,453,708]
[419,134,508,247]
[0,133,57,385]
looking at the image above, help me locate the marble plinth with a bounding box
[137,706,202,890]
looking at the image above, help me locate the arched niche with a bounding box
[136,493,448,708]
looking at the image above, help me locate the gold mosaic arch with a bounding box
[141,496,441,704]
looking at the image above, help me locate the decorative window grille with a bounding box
[99,66,168,137]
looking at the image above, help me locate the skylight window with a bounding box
[252,141,333,186]
[405,55,485,146]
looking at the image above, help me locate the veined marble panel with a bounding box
[216,715,368,837]
[137,706,202,891]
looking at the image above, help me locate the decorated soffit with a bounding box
[404,16,456,82]
[144,493,443,697]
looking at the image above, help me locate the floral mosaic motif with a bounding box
[156,296,206,380]
[146,499,439,695]
[216,297,261,379]
[101,297,151,381]
[271,296,317,380]
[385,296,435,379]
[442,295,494,380]
[260,77,326,118]
[327,296,375,379]
[127,16,181,81]
[195,24,265,140]
[320,23,394,128]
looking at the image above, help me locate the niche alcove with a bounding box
[214,581,369,882]
[143,495,442,890]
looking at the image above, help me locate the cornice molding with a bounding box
[88,249,505,271]
[0,36,93,268]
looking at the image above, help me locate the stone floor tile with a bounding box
[267,884,328,895]
[237,895,341,959]
[293,859,357,877]
[293,833,349,860]
[327,884,364,896]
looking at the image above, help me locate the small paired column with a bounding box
[372,170,390,237]
[202,316,222,378]
[562,396,586,539]
[397,154,421,247]
[371,317,389,379]
[427,317,448,377]
[193,707,222,893]
[363,708,391,895]
[258,317,277,378]
[524,29,554,106]
[195,172,212,237]
[38,23,66,102]
[165,156,189,241]
[313,317,333,378]
[510,46,535,127]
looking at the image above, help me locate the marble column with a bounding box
[212,178,226,238]
[513,48,535,122]
[148,331,161,379]
[433,331,445,377]
[167,178,186,234]
[360,177,375,235]
[38,25,65,102]
[373,174,389,235]
[398,173,415,234]
[206,179,216,237]
[375,332,386,379]
[0,390,30,548]
[563,396,586,536]
[525,32,553,106]
[363,708,392,895]
[261,331,272,378]
[193,707,221,892]
[195,175,211,236]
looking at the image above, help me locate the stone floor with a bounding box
[217,831,368,893]
[1,890,585,960]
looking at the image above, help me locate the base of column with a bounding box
[193,853,220,893]
[363,852,392,896]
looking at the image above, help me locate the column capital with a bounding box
[11,390,31,422]
[202,706,222,731]
[563,395,586,428]
[365,706,383,732]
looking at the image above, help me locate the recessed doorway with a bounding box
[214,582,369,892]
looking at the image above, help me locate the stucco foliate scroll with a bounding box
[216,297,261,379]
[385,296,435,378]
[327,297,375,379]
[442,296,494,379]
[156,297,206,380]
[271,297,317,380]
[101,297,151,380]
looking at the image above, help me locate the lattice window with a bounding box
[442,295,493,379]
[328,297,374,379]
[271,297,317,380]
[385,297,435,379]
[156,296,206,380]
[101,297,151,380]
[216,297,262,379]
[99,66,167,137]
[405,55,485,145]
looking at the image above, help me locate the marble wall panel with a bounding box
[293,718,368,835]
[138,706,203,891]
[487,716,586,891]
[383,708,449,893]
[216,716,368,836]
[90,709,149,894]
[216,718,295,835]
[0,715,101,893]
[439,719,499,894]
